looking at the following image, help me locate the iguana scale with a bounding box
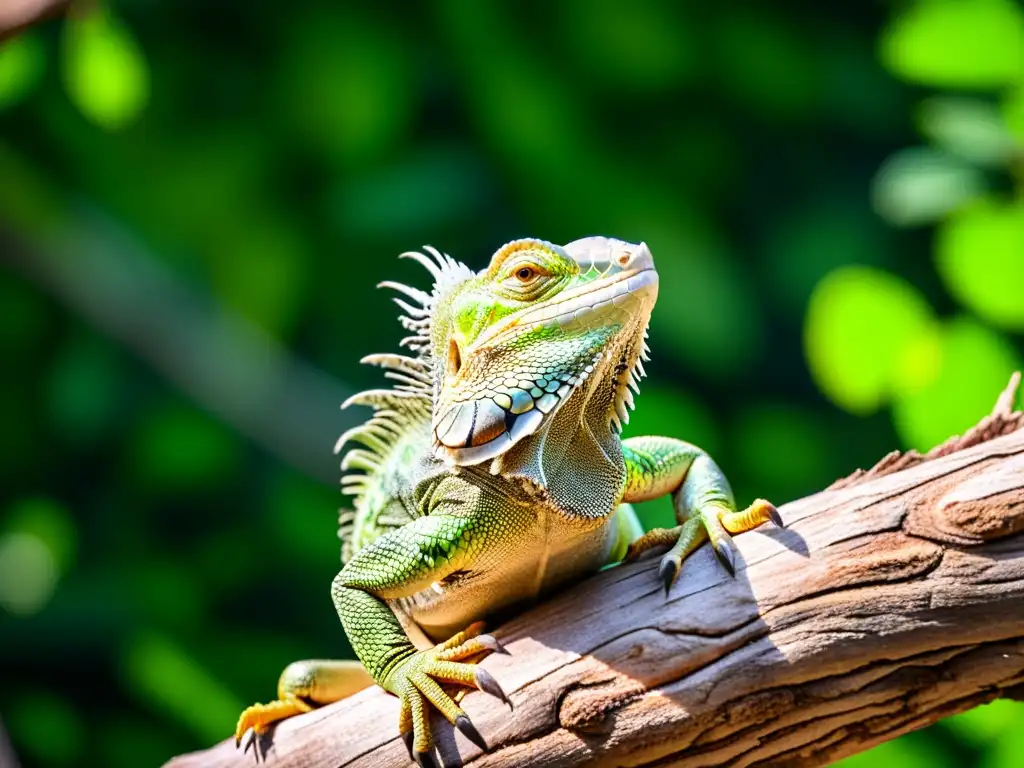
[235,237,780,767]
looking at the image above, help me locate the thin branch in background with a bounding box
[0,717,21,768]
[0,0,72,40]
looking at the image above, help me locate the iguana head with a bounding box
[407,237,658,469]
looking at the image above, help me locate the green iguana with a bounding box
[235,237,780,767]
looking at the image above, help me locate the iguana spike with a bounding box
[392,298,430,319]
[341,450,382,472]
[421,245,448,270]
[615,397,630,426]
[378,280,431,306]
[399,250,442,280]
[360,353,430,374]
[337,426,390,456]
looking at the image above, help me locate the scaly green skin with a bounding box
[234,238,780,767]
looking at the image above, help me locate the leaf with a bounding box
[805,266,940,415]
[935,199,1024,330]
[0,32,45,110]
[62,10,150,130]
[892,317,1022,451]
[880,0,1024,89]
[917,97,1017,167]
[872,147,985,227]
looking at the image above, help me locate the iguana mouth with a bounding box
[466,267,659,353]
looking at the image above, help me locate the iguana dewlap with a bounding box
[234,237,780,767]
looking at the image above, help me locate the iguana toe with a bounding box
[388,624,509,766]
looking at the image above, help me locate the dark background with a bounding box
[0,1,1022,766]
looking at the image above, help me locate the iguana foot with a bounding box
[390,621,511,767]
[234,659,373,747]
[235,694,312,746]
[626,498,780,595]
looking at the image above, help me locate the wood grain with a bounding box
[166,375,1024,768]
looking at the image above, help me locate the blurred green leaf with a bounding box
[872,147,986,227]
[936,199,1024,331]
[917,97,1018,166]
[0,532,58,615]
[62,10,150,130]
[123,632,243,742]
[892,317,1022,451]
[805,266,941,415]
[982,701,1024,768]
[4,690,85,765]
[880,0,1024,89]
[0,32,45,110]
[943,698,1024,749]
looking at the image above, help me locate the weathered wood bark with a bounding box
[167,375,1024,768]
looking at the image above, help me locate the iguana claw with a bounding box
[390,621,509,765]
[628,497,780,594]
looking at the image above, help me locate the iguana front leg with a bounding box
[332,514,511,768]
[621,436,781,592]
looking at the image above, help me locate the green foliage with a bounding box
[936,200,1024,331]
[893,317,1022,450]
[61,9,150,130]
[880,0,1024,89]
[805,266,940,415]
[0,0,1021,766]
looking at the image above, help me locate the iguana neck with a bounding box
[495,356,626,522]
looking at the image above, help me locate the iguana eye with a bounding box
[515,266,537,282]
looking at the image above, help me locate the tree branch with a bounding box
[0,0,72,40]
[166,374,1024,768]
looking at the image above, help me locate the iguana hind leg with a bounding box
[234,659,373,745]
[621,436,781,593]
